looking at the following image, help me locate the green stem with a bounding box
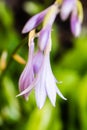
[1,36,28,77]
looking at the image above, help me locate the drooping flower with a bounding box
[17,27,66,109]
[35,52,66,109]
[17,0,83,108]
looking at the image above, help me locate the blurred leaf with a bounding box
[25,102,62,130]
[2,76,20,121]
[58,35,87,74]
[0,1,13,27]
[23,1,44,15]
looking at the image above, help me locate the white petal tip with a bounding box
[16,92,24,97]
[39,106,43,109]
[38,103,44,109]
[52,103,56,107]
[50,99,56,107]
[63,97,67,100]
[59,94,67,101]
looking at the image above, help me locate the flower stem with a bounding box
[1,36,28,77]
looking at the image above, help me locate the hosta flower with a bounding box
[17,0,83,108]
[17,48,66,109]
[35,53,66,109]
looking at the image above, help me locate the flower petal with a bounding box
[46,76,56,106]
[70,13,81,37]
[35,61,47,109]
[56,87,67,100]
[33,51,44,74]
[35,81,46,109]
[18,41,34,99]
[60,0,76,20]
[22,8,49,33]
[38,25,51,51]
[45,54,56,106]
[16,82,34,97]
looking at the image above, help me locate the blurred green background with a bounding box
[0,0,87,130]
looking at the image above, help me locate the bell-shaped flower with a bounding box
[35,53,66,109]
[18,39,34,100]
[17,35,66,109]
[60,0,76,20]
[17,52,66,109]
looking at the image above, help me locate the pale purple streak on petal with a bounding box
[34,53,47,109]
[60,0,75,20]
[17,79,35,97]
[35,76,46,109]
[33,51,44,74]
[71,13,81,37]
[45,54,56,106]
[38,26,51,51]
[18,41,34,99]
[22,8,49,33]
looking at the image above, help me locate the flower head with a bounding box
[17,36,66,109]
[17,0,83,108]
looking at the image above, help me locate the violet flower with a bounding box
[17,49,66,109]
[35,52,66,109]
[17,0,83,108]
[17,28,66,109]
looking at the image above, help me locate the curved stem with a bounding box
[1,36,28,77]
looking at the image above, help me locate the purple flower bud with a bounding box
[60,0,76,20]
[70,12,81,37]
[22,8,49,33]
[38,25,51,51]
